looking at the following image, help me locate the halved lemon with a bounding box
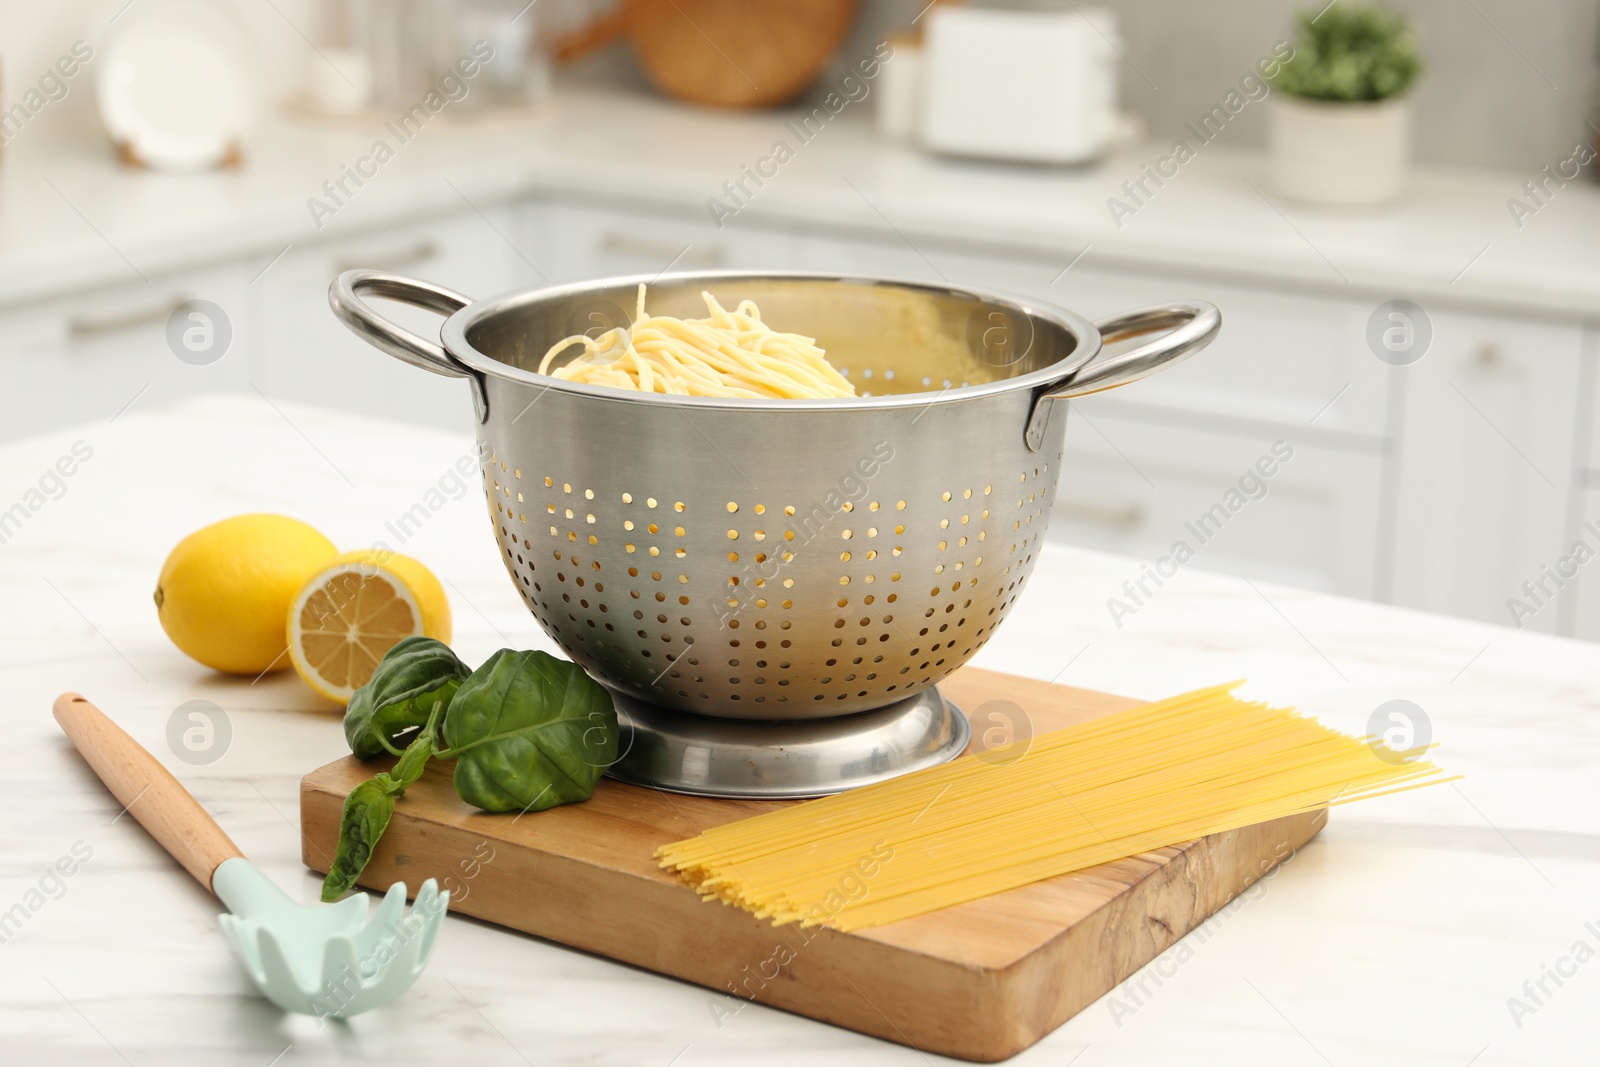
[287,549,452,704]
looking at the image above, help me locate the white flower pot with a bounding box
[1268,95,1411,207]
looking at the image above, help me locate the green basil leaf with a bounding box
[321,778,398,901]
[343,636,471,759]
[441,649,618,815]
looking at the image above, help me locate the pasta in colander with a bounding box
[537,285,855,399]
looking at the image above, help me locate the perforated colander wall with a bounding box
[481,444,1064,720]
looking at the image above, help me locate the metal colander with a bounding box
[332,271,1218,722]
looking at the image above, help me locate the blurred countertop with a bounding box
[2,84,1600,319]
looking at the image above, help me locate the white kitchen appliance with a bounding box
[919,5,1121,164]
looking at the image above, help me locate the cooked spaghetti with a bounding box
[537,285,855,399]
[656,683,1453,931]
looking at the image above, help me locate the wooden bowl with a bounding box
[564,0,860,109]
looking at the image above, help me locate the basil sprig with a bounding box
[343,636,471,759]
[322,698,445,900]
[322,643,618,901]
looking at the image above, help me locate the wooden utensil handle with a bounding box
[53,692,243,893]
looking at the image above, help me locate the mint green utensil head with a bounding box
[53,694,451,1021]
[214,858,449,1018]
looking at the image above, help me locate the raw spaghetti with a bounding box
[656,683,1454,931]
[537,285,855,399]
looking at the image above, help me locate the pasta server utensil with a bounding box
[53,692,448,1017]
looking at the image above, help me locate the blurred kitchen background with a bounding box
[4,0,1600,638]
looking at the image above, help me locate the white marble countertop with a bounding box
[6,85,1600,320]
[2,393,1595,1065]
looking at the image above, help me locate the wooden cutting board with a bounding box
[300,667,1325,1062]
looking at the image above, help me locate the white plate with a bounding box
[96,0,258,171]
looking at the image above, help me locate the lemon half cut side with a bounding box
[288,550,451,705]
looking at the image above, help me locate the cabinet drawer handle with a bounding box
[68,296,191,338]
[599,231,725,267]
[1056,500,1146,529]
[336,239,438,274]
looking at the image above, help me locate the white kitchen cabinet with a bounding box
[1386,311,1585,634]
[1051,407,1384,597]
[517,198,796,284]
[1580,328,1600,475]
[5,173,1593,642]
[1044,270,1393,444]
[797,231,1392,441]
[793,227,1600,632]
[0,264,253,441]
[251,211,519,432]
[796,226,950,282]
[796,229,1391,600]
[1561,486,1600,641]
[1560,329,1600,639]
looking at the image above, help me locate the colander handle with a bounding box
[329,270,488,422]
[1024,301,1221,451]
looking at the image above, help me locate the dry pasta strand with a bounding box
[537,285,855,399]
[656,684,1454,931]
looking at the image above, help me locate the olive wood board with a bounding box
[300,666,1326,1062]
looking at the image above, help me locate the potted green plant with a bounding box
[1267,4,1424,206]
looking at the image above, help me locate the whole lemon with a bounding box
[155,514,340,674]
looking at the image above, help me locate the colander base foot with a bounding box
[605,686,970,799]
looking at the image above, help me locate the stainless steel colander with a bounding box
[332,271,1217,726]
